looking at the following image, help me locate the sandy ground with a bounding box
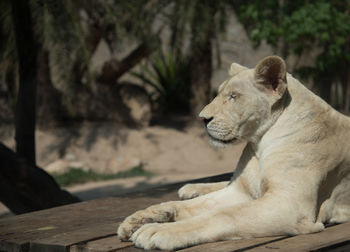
[0,118,245,218]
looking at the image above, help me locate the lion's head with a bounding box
[200,56,288,147]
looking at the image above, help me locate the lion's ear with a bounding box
[229,63,248,76]
[254,56,287,96]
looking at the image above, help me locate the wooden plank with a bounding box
[0,198,119,252]
[71,222,350,252]
[246,222,350,252]
[0,192,177,249]
[180,237,285,252]
[70,236,133,252]
[71,236,285,252]
[26,195,178,252]
[0,196,168,252]
[30,225,118,252]
[0,173,232,252]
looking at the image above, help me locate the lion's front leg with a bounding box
[178,181,229,199]
[118,182,252,242]
[117,193,222,241]
[131,193,324,250]
[130,206,239,250]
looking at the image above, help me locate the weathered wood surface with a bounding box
[245,222,350,252]
[0,173,231,252]
[1,172,350,252]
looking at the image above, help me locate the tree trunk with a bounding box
[189,35,214,115]
[314,73,332,105]
[189,6,216,116]
[11,0,37,165]
[319,79,332,105]
[0,143,80,214]
[341,67,350,113]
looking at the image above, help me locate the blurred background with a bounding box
[0,0,349,216]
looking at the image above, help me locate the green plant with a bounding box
[133,51,191,113]
[52,163,154,187]
[232,0,350,111]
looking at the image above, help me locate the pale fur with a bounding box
[117,56,350,250]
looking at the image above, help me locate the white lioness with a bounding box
[117,56,350,250]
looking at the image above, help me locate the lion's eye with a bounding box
[228,94,237,101]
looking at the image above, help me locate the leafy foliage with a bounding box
[133,51,191,113]
[233,0,350,109]
[237,1,349,59]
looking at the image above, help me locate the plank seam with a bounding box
[114,244,135,251]
[310,239,350,252]
[67,233,119,250]
[232,236,290,252]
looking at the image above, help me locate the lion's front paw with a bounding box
[131,223,190,250]
[117,213,153,241]
[117,203,175,241]
[178,184,201,200]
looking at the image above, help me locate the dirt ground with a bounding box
[0,117,245,217]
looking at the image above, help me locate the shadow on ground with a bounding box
[73,173,233,201]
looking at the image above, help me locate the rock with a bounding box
[64,153,76,162]
[45,159,84,175]
[110,156,142,173]
[45,159,70,174]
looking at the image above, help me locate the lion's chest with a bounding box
[239,165,263,199]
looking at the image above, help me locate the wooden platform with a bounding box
[1,173,350,252]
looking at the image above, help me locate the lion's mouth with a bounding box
[209,135,237,144]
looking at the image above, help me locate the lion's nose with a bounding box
[202,117,214,127]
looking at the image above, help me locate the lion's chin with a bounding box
[209,137,237,149]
